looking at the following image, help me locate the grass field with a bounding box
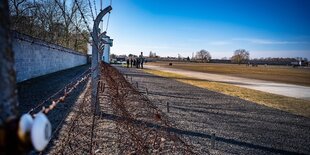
[144,69,310,118]
[147,61,310,86]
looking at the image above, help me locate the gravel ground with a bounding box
[16,64,310,155]
[46,63,197,154]
[97,64,196,154]
[116,65,310,155]
[47,79,93,154]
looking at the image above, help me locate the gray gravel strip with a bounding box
[97,63,197,154]
[116,65,310,155]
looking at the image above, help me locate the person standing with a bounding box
[130,58,133,67]
[133,59,136,67]
[136,58,140,68]
[139,52,145,69]
[126,58,129,68]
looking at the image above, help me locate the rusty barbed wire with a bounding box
[99,63,196,154]
[41,73,91,114]
[88,0,95,21]
[74,0,92,35]
[93,0,98,16]
[53,0,91,45]
[74,0,110,57]
[44,62,197,154]
[28,67,91,114]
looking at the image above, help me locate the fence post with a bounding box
[91,6,112,114]
[0,0,18,127]
[211,133,216,149]
[0,1,19,154]
[166,102,170,113]
[91,30,99,114]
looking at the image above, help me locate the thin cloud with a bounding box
[209,41,231,45]
[233,38,309,45]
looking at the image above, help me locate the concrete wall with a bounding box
[12,32,87,82]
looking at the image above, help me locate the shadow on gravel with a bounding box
[17,64,90,114]
[101,111,303,155]
[145,92,198,99]
[167,102,310,131]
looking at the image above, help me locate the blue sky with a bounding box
[96,0,310,59]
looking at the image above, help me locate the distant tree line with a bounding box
[120,49,308,66]
[9,0,91,54]
[252,57,308,62]
[149,51,159,58]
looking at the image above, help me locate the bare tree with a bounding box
[149,51,158,58]
[195,49,211,62]
[231,49,250,64]
[9,0,36,33]
[8,0,91,54]
[110,53,117,59]
[178,53,182,60]
[149,51,154,58]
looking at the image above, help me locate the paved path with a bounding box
[145,65,310,100]
[117,66,310,154]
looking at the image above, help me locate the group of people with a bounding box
[126,52,145,69]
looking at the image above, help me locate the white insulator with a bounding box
[18,114,33,142]
[31,112,52,151]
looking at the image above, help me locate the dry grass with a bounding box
[148,61,310,86]
[144,69,310,118]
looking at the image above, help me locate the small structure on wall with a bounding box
[101,35,113,63]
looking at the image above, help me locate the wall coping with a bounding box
[12,31,87,56]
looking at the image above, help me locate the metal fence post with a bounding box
[211,133,216,149]
[91,6,112,114]
[0,1,20,154]
[167,102,170,113]
[0,0,19,123]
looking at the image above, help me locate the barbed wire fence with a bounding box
[45,62,197,155]
[1,0,110,154]
[1,0,199,154]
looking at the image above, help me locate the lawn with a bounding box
[144,69,310,118]
[147,61,310,86]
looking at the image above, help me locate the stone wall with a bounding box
[12,32,87,82]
